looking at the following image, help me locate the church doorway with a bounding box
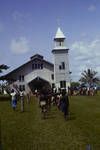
[28,77,51,93]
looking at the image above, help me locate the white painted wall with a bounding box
[25,68,54,84]
[54,50,70,88]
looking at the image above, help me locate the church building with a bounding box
[1,27,70,93]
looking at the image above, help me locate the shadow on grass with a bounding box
[68,113,76,121]
[46,115,56,119]
[41,113,56,120]
[69,116,76,120]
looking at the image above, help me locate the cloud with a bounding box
[81,32,87,38]
[10,37,31,54]
[88,5,96,12]
[70,39,100,81]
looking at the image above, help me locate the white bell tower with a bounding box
[52,27,70,90]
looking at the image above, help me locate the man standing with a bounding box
[60,89,69,120]
[20,89,24,112]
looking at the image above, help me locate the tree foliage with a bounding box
[79,68,100,85]
[0,64,9,73]
[71,82,80,87]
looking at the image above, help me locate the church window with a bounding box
[60,80,66,88]
[19,85,21,91]
[38,64,40,69]
[22,75,24,81]
[19,75,21,81]
[41,64,43,69]
[59,62,65,70]
[59,65,62,70]
[52,83,55,88]
[22,85,25,91]
[19,75,24,82]
[35,64,37,69]
[59,42,62,46]
[51,74,54,80]
[32,63,43,70]
[32,64,35,70]
[62,62,65,69]
[19,85,25,91]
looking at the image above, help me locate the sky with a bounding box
[0,0,100,81]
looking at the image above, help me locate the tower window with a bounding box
[51,74,54,80]
[59,62,65,70]
[62,62,65,69]
[59,41,62,46]
[60,81,66,88]
[52,83,55,88]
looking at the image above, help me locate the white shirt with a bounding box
[11,92,16,101]
[20,91,24,97]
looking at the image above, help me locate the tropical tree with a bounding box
[79,68,100,86]
[0,64,9,73]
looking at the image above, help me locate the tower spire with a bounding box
[53,27,67,49]
[54,27,65,39]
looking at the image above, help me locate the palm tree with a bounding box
[0,64,9,73]
[79,68,100,86]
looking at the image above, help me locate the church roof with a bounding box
[30,54,43,60]
[54,27,65,39]
[0,54,54,81]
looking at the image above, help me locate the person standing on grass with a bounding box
[10,89,17,111]
[19,89,25,112]
[26,91,31,104]
[60,89,69,120]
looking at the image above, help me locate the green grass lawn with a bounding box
[0,93,100,150]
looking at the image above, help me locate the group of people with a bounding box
[10,86,70,120]
[39,88,69,120]
[68,86,98,96]
[10,89,31,112]
[57,89,69,120]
